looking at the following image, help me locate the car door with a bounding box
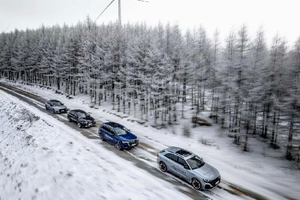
[45,101,50,109]
[71,112,78,122]
[102,126,115,143]
[164,153,179,175]
[176,157,190,181]
[47,101,52,109]
[107,127,117,144]
[50,101,56,111]
[100,125,107,138]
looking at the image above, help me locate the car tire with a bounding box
[45,106,48,110]
[77,122,82,128]
[68,117,72,122]
[52,108,55,114]
[191,178,202,190]
[99,133,105,141]
[115,142,122,150]
[159,161,167,172]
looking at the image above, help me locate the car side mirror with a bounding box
[184,165,190,170]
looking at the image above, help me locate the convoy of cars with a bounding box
[44,99,221,190]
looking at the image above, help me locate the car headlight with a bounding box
[203,179,211,183]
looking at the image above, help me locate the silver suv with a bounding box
[157,147,221,190]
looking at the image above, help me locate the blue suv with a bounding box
[98,122,139,150]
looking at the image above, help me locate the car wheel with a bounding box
[52,108,55,114]
[191,178,202,190]
[99,133,105,141]
[77,122,82,128]
[68,117,72,122]
[45,106,48,110]
[159,161,167,172]
[115,142,122,150]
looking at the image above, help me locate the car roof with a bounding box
[165,147,194,158]
[71,109,86,113]
[49,99,61,102]
[104,121,123,128]
[166,146,181,153]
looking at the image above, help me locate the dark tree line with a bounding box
[0,18,299,159]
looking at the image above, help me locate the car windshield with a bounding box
[114,127,129,136]
[77,112,88,118]
[52,101,63,106]
[187,156,205,170]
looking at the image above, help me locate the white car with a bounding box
[45,100,68,114]
[157,147,221,190]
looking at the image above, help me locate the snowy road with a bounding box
[0,82,279,200]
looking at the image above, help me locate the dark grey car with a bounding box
[67,109,96,128]
[157,147,221,190]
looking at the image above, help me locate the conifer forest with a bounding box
[0,18,299,159]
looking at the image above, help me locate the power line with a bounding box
[95,0,116,21]
[4,25,10,32]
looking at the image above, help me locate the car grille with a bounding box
[59,109,66,113]
[209,176,221,186]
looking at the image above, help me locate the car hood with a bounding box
[53,105,67,110]
[193,163,220,180]
[117,132,137,141]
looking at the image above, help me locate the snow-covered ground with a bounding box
[1,80,300,200]
[0,91,195,200]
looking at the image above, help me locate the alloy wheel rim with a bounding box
[116,143,121,149]
[192,180,201,190]
[160,162,166,171]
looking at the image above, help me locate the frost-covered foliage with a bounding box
[0,18,299,159]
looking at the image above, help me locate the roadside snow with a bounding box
[0,91,192,200]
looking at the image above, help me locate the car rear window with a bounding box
[102,125,111,133]
[165,153,178,162]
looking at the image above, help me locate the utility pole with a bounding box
[118,0,122,26]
